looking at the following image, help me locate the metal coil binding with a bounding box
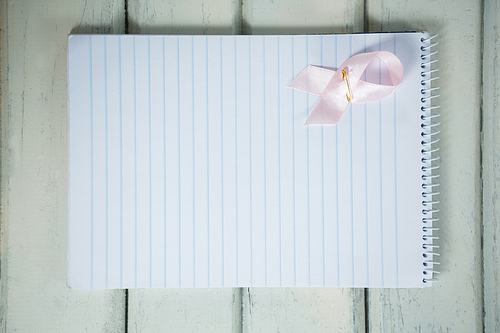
[420,33,440,284]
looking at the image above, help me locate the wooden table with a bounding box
[1,0,495,331]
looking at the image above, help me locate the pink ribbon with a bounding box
[289,51,404,124]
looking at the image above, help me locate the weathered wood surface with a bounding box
[241,0,363,35]
[128,0,242,35]
[482,0,500,331]
[367,0,483,331]
[241,288,365,332]
[0,0,492,331]
[0,0,126,332]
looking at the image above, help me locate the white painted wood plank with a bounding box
[1,0,126,332]
[241,1,365,332]
[367,0,483,331]
[242,0,363,35]
[128,289,242,332]
[127,1,241,332]
[242,288,365,333]
[128,0,242,34]
[483,0,500,331]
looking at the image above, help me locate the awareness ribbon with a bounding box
[289,51,404,124]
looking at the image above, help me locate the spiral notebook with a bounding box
[67,32,440,289]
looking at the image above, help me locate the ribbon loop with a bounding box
[289,51,404,124]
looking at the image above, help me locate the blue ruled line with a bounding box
[104,36,109,289]
[394,34,399,287]
[177,36,181,287]
[263,36,267,287]
[350,105,354,286]
[133,36,137,288]
[234,36,239,286]
[206,36,210,287]
[219,36,224,287]
[148,36,152,288]
[335,35,340,286]
[350,35,354,287]
[321,35,325,287]
[118,36,123,289]
[364,34,369,287]
[89,36,94,289]
[306,35,311,287]
[379,34,384,286]
[192,36,196,287]
[220,36,225,287]
[163,37,167,288]
[336,124,339,287]
[277,36,282,287]
[249,37,253,287]
[292,36,296,287]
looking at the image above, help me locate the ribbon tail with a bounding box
[289,65,336,95]
[305,94,347,125]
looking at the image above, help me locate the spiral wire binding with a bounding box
[420,33,440,284]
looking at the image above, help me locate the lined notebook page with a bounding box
[68,33,426,289]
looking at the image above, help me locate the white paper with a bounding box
[68,33,430,289]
